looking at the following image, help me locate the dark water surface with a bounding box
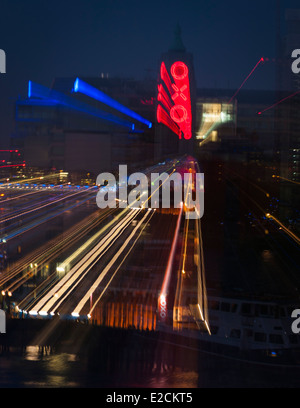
[1,342,300,388]
[0,348,198,388]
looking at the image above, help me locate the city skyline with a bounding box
[1,0,300,146]
[0,0,300,390]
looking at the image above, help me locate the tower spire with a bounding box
[169,23,186,52]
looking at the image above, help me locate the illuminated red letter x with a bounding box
[171,84,187,101]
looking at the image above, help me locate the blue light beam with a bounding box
[73,78,152,129]
[27,81,136,130]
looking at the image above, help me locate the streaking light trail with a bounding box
[0,173,60,188]
[266,213,300,245]
[0,209,114,292]
[0,164,25,168]
[160,204,183,298]
[229,57,265,103]
[88,211,155,317]
[258,90,300,115]
[71,211,152,317]
[272,174,300,186]
[73,78,152,129]
[28,81,137,130]
[0,186,95,224]
[14,209,114,308]
[27,209,140,315]
[3,193,95,242]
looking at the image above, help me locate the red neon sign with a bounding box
[157,61,192,140]
[171,61,188,80]
[157,104,181,137]
[157,85,173,111]
[172,84,187,101]
[170,105,188,123]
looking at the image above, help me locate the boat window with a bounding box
[210,325,219,335]
[243,329,253,338]
[289,335,298,345]
[231,303,238,313]
[254,332,267,342]
[254,305,260,316]
[221,302,230,312]
[269,306,278,318]
[241,303,252,315]
[230,329,241,339]
[208,300,220,310]
[259,305,269,316]
[269,334,284,345]
[279,307,286,317]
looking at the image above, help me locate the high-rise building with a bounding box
[155,24,197,159]
[275,8,300,230]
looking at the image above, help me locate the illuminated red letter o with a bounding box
[171,62,188,80]
[170,105,188,123]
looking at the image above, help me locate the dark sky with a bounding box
[0,0,299,147]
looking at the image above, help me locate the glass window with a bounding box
[221,302,230,312]
[254,332,267,342]
[269,334,284,345]
[230,329,241,339]
[241,303,252,315]
[210,326,219,335]
[208,300,220,311]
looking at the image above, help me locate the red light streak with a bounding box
[160,62,174,96]
[157,105,181,137]
[0,164,25,168]
[158,84,173,108]
[258,90,300,115]
[157,85,173,111]
[158,92,172,111]
[229,57,265,103]
[160,204,183,297]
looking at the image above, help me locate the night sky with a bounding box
[0,0,299,147]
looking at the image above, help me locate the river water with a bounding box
[1,343,300,388]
